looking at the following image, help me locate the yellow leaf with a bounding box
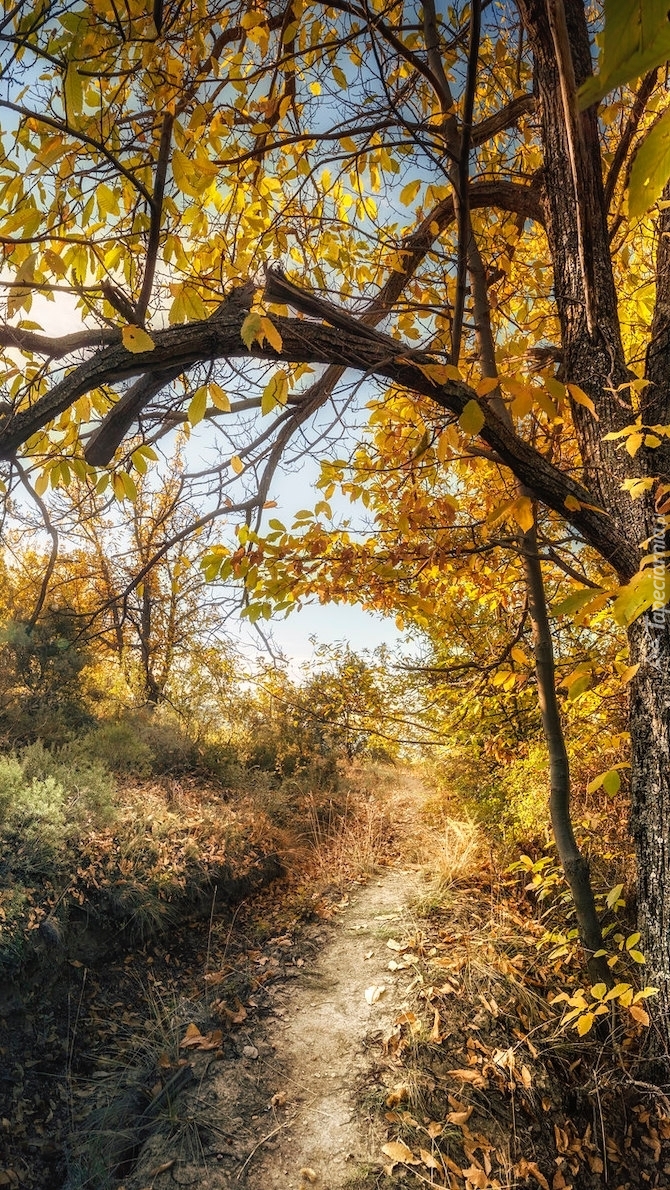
[231,455,244,475]
[261,370,290,415]
[564,494,581,511]
[458,399,485,436]
[567,382,599,419]
[625,431,644,457]
[188,386,208,426]
[122,325,155,353]
[476,376,500,397]
[576,1012,595,1036]
[309,81,321,95]
[259,316,283,352]
[64,63,83,116]
[209,383,231,412]
[415,361,462,384]
[510,495,534,533]
[399,178,421,206]
[34,471,49,497]
[332,65,347,89]
[381,1140,420,1166]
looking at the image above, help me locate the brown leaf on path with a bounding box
[430,1006,443,1042]
[426,1121,443,1138]
[179,1023,204,1048]
[420,1148,442,1170]
[381,1140,420,1166]
[299,1169,318,1183]
[271,1090,288,1107]
[462,1163,489,1188]
[385,1083,409,1107]
[448,1067,488,1088]
[447,1106,473,1126]
[516,1158,550,1189]
[179,1023,223,1050]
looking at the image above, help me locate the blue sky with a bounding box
[28,292,405,666]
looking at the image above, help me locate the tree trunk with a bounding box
[522,519,611,986]
[628,614,670,1033]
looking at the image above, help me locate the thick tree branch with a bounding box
[0,278,635,578]
[0,326,119,357]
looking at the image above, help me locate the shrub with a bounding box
[77,720,156,777]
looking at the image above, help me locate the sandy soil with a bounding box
[241,868,424,1189]
[124,865,427,1190]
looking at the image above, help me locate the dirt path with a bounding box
[241,868,424,1189]
[125,864,427,1190]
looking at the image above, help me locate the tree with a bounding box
[1,0,670,1038]
[51,452,231,707]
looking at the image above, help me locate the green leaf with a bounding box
[629,108,670,216]
[64,63,83,116]
[606,883,625,909]
[578,0,670,109]
[241,311,262,348]
[602,769,621,796]
[458,399,485,436]
[552,588,604,618]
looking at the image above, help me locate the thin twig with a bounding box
[237,1124,285,1178]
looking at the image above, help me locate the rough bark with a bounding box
[628,616,670,1039]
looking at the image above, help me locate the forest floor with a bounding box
[3,766,670,1190]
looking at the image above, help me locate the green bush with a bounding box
[21,739,116,822]
[77,720,156,777]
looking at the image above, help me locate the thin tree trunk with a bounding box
[521,513,611,986]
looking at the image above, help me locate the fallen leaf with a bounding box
[420,1148,442,1170]
[300,1169,318,1183]
[179,1023,223,1050]
[387,939,403,951]
[243,1045,259,1059]
[395,1011,418,1026]
[517,1159,550,1190]
[385,1084,410,1107]
[179,1023,204,1048]
[448,1068,488,1088]
[447,1106,473,1126]
[426,1121,443,1138]
[365,984,386,1004]
[430,1007,443,1043]
[364,950,374,959]
[462,1163,489,1188]
[381,1140,420,1167]
[149,1160,176,1176]
[271,1090,288,1107]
